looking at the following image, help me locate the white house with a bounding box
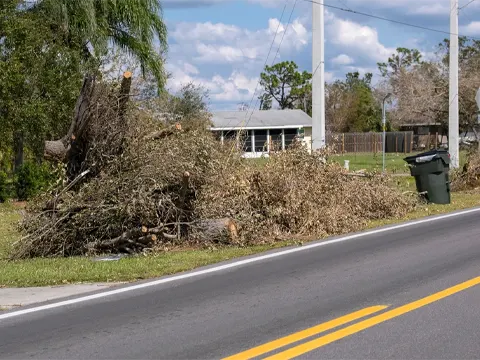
[210,109,313,158]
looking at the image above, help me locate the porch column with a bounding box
[251,130,255,154]
[266,129,270,152]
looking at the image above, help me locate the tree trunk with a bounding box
[13,131,24,172]
[43,71,132,178]
[44,74,96,163]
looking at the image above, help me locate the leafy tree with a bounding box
[437,37,480,66]
[26,0,168,87]
[377,48,423,79]
[378,40,480,147]
[326,72,381,132]
[259,61,312,110]
[258,94,273,110]
[0,0,169,170]
[0,3,84,168]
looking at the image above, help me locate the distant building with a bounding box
[399,123,447,150]
[210,109,312,158]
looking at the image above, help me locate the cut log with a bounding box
[87,228,161,254]
[118,71,133,120]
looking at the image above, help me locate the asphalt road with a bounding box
[1,209,480,359]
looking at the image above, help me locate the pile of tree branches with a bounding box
[451,151,480,191]
[12,73,416,259]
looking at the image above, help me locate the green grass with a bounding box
[2,182,480,287]
[331,153,413,173]
[0,202,22,258]
[0,205,294,287]
[330,151,469,174]
[0,243,289,287]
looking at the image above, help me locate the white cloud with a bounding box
[326,14,395,64]
[164,2,430,107]
[164,0,476,16]
[170,17,309,65]
[460,21,480,35]
[324,71,335,82]
[162,0,222,8]
[166,63,258,103]
[410,3,450,15]
[332,54,354,65]
[332,0,462,15]
[248,0,283,8]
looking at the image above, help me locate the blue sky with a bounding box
[161,0,480,110]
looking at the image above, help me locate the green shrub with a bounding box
[15,162,56,201]
[0,171,10,202]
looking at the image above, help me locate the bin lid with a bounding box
[404,149,450,165]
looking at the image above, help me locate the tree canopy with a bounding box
[0,0,168,171]
[259,61,312,110]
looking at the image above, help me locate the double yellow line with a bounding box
[223,275,480,360]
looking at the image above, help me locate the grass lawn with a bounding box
[1,182,480,287]
[249,151,468,174]
[331,152,412,173]
[0,204,294,287]
[330,151,469,174]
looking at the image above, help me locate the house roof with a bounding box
[210,109,312,130]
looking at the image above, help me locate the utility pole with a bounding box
[382,93,392,173]
[449,0,459,168]
[312,1,325,150]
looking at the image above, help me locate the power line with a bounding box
[459,0,477,10]
[245,0,298,127]
[242,2,288,123]
[337,0,353,12]
[271,0,298,65]
[303,0,480,40]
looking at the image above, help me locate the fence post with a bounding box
[404,132,407,154]
[435,132,438,148]
[342,133,345,153]
[395,136,398,153]
[354,135,356,153]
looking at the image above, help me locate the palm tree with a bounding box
[29,0,168,87]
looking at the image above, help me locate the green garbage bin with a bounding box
[404,150,451,204]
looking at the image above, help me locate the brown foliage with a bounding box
[13,81,416,258]
[451,151,480,191]
[197,144,415,243]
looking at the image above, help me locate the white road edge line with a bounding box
[1,207,480,321]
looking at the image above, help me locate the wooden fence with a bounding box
[326,131,414,154]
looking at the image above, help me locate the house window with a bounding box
[212,131,222,142]
[223,130,237,142]
[239,130,252,152]
[284,128,298,148]
[270,129,282,151]
[417,126,430,135]
[254,130,268,152]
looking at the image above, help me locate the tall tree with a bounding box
[0,2,84,168]
[27,0,168,87]
[258,93,273,110]
[377,48,423,79]
[379,40,480,146]
[1,0,169,170]
[326,72,381,132]
[259,61,312,110]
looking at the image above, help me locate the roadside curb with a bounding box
[0,283,124,310]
